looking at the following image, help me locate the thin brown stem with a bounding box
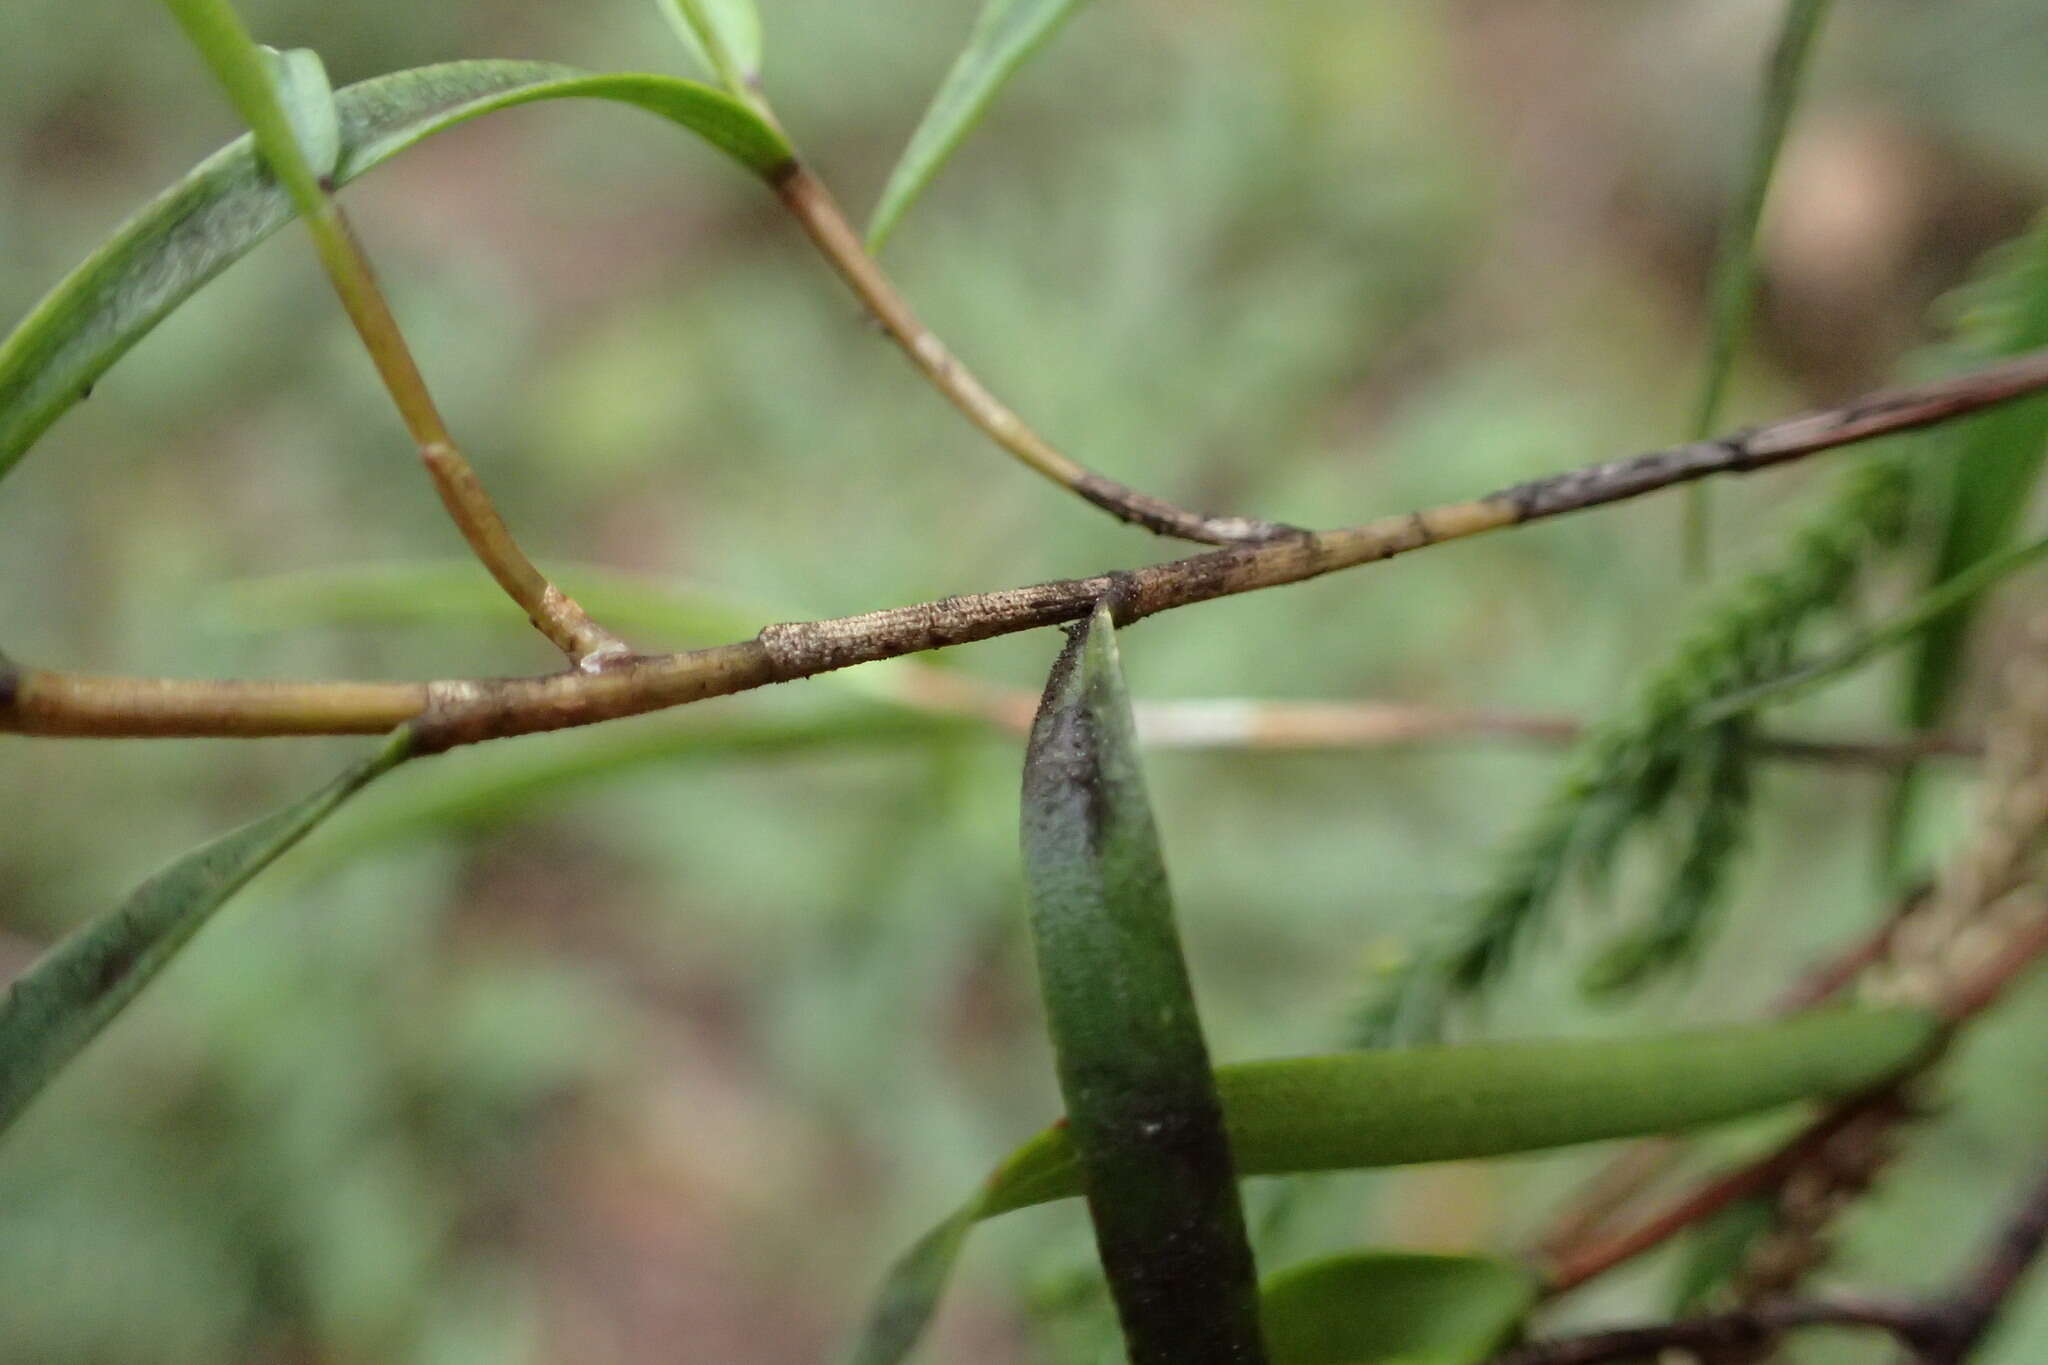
[1926,1158,2048,1365]
[1538,1094,1887,1297]
[1494,1294,1945,1365]
[893,671,1978,764]
[308,199,629,669]
[772,163,1297,545]
[10,347,2048,745]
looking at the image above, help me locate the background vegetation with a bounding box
[3,2,2046,1362]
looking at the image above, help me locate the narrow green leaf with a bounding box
[846,1008,1935,1365]
[1887,215,2048,870]
[842,1128,1077,1365]
[258,46,342,182]
[844,1204,981,1365]
[1683,0,1834,573]
[976,1006,1934,1216]
[1697,530,2048,725]
[1021,603,1265,1364]
[294,708,984,878]
[1903,218,2048,733]
[0,730,411,1136]
[1259,1252,1537,1365]
[865,0,1091,251]
[0,61,791,480]
[1669,1196,1777,1313]
[657,0,764,94]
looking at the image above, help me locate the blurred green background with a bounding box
[3,2,2047,1361]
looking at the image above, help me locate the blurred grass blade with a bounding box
[1902,219,2048,732]
[846,1007,1933,1364]
[257,46,342,180]
[0,61,791,481]
[1889,215,2048,868]
[1020,603,1265,1364]
[844,1203,979,1365]
[865,0,1092,251]
[657,0,764,94]
[209,561,770,645]
[843,1125,1083,1365]
[294,708,984,877]
[1698,530,2048,724]
[1259,1252,1536,1365]
[1669,1196,1776,1313]
[0,729,411,1137]
[1684,0,1834,574]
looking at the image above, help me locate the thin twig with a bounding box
[1538,1092,1888,1297]
[308,205,633,671]
[892,670,1978,764]
[1512,1158,2048,1365]
[1926,1158,2048,1365]
[10,347,2048,744]
[772,163,1297,545]
[159,0,630,670]
[1494,1294,1942,1365]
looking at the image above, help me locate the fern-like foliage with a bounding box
[1357,213,2048,1046]
[1355,462,1909,1046]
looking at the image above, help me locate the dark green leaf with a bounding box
[1260,1252,1537,1365]
[0,730,411,1136]
[0,61,791,479]
[1020,603,1264,1364]
[865,0,1091,251]
[845,1007,1934,1365]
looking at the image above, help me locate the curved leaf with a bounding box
[977,1006,1935,1215]
[0,729,411,1137]
[1020,603,1264,1364]
[1260,1252,1536,1365]
[843,1006,1934,1365]
[865,0,1093,251]
[0,61,791,479]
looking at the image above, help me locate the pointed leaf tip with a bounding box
[866,0,1094,251]
[1260,1252,1536,1365]
[259,45,342,180]
[0,730,409,1137]
[1021,602,1266,1365]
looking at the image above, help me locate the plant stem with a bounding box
[160,0,629,669]
[771,163,1297,544]
[10,347,2048,744]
